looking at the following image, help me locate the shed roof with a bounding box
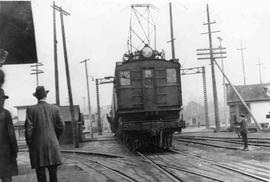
[227,83,270,104]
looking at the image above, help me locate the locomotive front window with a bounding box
[144,70,152,78]
[119,71,131,85]
[166,68,177,83]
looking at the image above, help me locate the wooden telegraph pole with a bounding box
[256,58,263,84]
[217,36,228,127]
[52,1,60,105]
[95,77,114,136]
[197,4,225,132]
[80,59,93,139]
[237,41,247,85]
[53,4,79,148]
[206,4,220,132]
[95,78,102,135]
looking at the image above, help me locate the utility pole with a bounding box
[211,54,262,130]
[197,4,224,132]
[52,1,60,105]
[80,59,93,139]
[83,96,86,114]
[95,77,114,136]
[30,62,44,87]
[217,36,228,127]
[202,67,210,128]
[237,41,247,85]
[205,4,220,132]
[169,2,175,60]
[53,4,79,148]
[96,79,102,135]
[181,66,210,128]
[256,58,263,84]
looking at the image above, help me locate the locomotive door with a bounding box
[142,69,155,109]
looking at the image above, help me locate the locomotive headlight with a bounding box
[141,45,153,58]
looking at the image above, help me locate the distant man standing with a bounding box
[239,114,249,151]
[0,89,18,182]
[25,86,64,182]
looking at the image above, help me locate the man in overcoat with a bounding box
[25,86,64,182]
[0,89,18,182]
[239,114,249,151]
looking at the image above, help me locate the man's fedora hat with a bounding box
[33,86,49,99]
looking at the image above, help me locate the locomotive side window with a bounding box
[119,71,131,85]
[166,68,177,83]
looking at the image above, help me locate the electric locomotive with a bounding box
[108,44,185,150]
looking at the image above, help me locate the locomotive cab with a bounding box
[110,45,185,150]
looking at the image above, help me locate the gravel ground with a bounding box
[13,131,270,181]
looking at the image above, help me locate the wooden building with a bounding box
[14,105,83,144]
[227,83,270,128]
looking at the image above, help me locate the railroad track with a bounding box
[137,151,184,182]
[171,149,270,182]
[175,136,270,149]
[137,151,231,182]
[177,137,270,147]
[175,138,242,150]
[63,152,138,182]
[176,134,270,143]
[177,135,270,146]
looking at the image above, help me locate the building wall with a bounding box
[17,108,27,121]
[250,101,270,124]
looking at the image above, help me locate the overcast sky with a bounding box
[2,0,270,116]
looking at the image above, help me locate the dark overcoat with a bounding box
[25,101,64,169]
[240,118,248,133]
[0,108,18,178]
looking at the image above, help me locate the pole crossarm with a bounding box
[30,62,44,86]
[131,4,153,8]
[197,52,227,55]
[203,21,216,25]
[201,30,220,35]
[181,66,204,75]
[52,4,70,15]
[197,47,226,51]
[197,56,227,60]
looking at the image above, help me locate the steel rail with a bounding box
[176,139,240,150]
[61,149,124,158]
[63,154,138,182]
[151,153,224,182]
[177,135,270,141]
[177,137,270,147]
[172,149,270,182]
[159,163,224,182]
[137,152,183,182]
